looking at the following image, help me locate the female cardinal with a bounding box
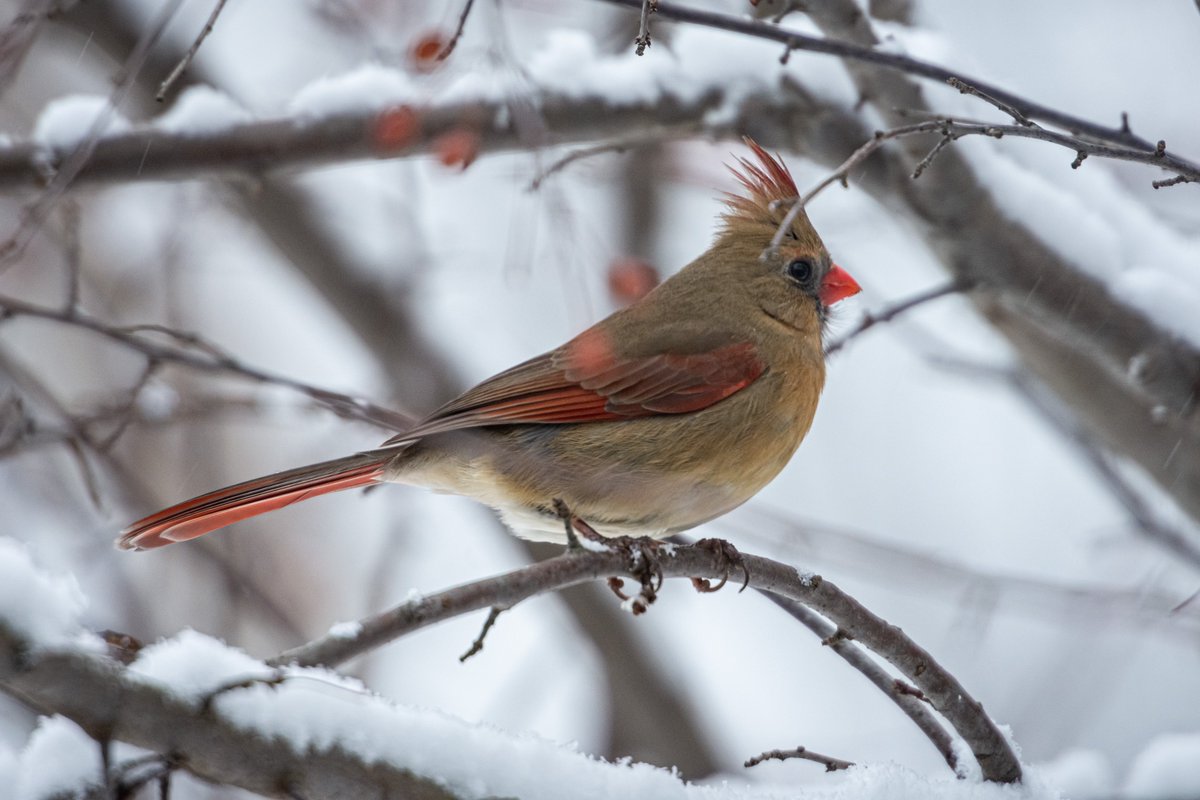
[119,140,860,551]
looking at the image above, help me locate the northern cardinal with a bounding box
[119,140,860,551]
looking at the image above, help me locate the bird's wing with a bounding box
[382,327,764,444]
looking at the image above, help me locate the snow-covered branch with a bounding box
[0,536,1027,795]
[270,539,1021,783]
[0,635,460,799]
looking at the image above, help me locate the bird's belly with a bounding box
[389,386,810,544]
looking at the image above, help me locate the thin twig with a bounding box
[1153,174,1195,189]
[595,0,1175,154]
[755,590,960,773]
[766,107,1195,258]
[764,121,939,256]
[459,606,505,662]
[910,134,952,179]
[0,294,417,433]
[946,77,1036,127]
[156,0,229,102]
[824,280,969,356]
[528,135,662,190]
[435,0,476,62]
[744,745,855,772]
[634,0,657,55]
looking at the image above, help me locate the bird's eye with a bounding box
[787,259,814,285]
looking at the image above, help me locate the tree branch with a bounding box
[595,0,1200,183]
[271,542,1021,783]
[0,623,461,800]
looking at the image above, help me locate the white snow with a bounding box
[286,25,857,126]
[327,619,363,639]
[11,716,103,800]
[867,23,1200,349]
[6,716,145,800]
[119,629,1047,800]
[289,63,417,118]
[31,95,130,150]
[1123,731,1200,799]
[969,142,1200,347]
[155,85,253,135]
[0,539,87,648]
[1035,749,1115,799]
[128,628,278,705]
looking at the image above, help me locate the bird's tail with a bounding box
[117,451,390,551]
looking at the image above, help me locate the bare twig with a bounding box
[0,294,417,433]
[528,134,669,190]
[744,745,854,771]
[766,106,1196,260]
[594,0,1195,173]
[155,0,229,102]
[435,0,476,62]
[729,505,1200,638]
[824,280,969,356]
[1152,174,1196,189]
[270,542,1022,783]
[459,606,505,662]
[755,590,960,773]
[910,133,953,179]
[946,77,1035,127]
[634,0,657,55]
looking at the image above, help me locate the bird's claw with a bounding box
[691,537,750,593]
[600,535,664,614]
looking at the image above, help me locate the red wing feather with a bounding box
[386,329,764,444]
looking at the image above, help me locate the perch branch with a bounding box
[271,542,1021,783]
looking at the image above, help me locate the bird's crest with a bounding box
[721,138,799,230]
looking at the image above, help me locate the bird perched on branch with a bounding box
[119,140,860,551]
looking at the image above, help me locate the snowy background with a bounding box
[1,0,1199,797]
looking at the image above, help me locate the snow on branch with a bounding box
[270,538,1021,783]
[1,535,1025,793]
[0,25,846,190]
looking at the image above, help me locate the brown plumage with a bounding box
[118,140,860,550]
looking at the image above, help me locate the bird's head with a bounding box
[714,139,861,333]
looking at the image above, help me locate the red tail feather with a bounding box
[118,452,388,551]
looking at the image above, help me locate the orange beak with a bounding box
[819,264,861,306]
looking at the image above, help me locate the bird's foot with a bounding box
[689,537,750,594]
[603,536,667,615]
[551,499,665,614]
